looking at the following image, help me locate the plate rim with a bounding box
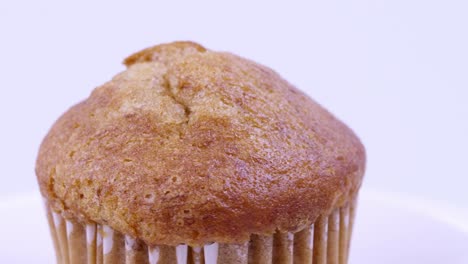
[360,189,468,235]
[2,189,468,235]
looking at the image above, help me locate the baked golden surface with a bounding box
[36,41,365,246]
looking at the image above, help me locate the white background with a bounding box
[1,0,467,212]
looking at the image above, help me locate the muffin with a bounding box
[36,41,365,264]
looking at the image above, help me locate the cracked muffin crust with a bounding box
[36,41,365,246]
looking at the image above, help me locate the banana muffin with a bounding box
[36,41,366,264]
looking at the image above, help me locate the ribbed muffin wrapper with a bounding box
[44,198,357,264]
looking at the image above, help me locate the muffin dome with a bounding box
[36,41,365,246]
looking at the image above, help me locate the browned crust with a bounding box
[36,41,365,246]
[123,41,207,67]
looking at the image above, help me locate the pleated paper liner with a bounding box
[44,198,357,264]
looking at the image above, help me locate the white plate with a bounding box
[1,190,468,263]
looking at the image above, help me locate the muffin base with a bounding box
[44,198,357,264]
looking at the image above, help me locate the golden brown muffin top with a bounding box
[36,41,365,246]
